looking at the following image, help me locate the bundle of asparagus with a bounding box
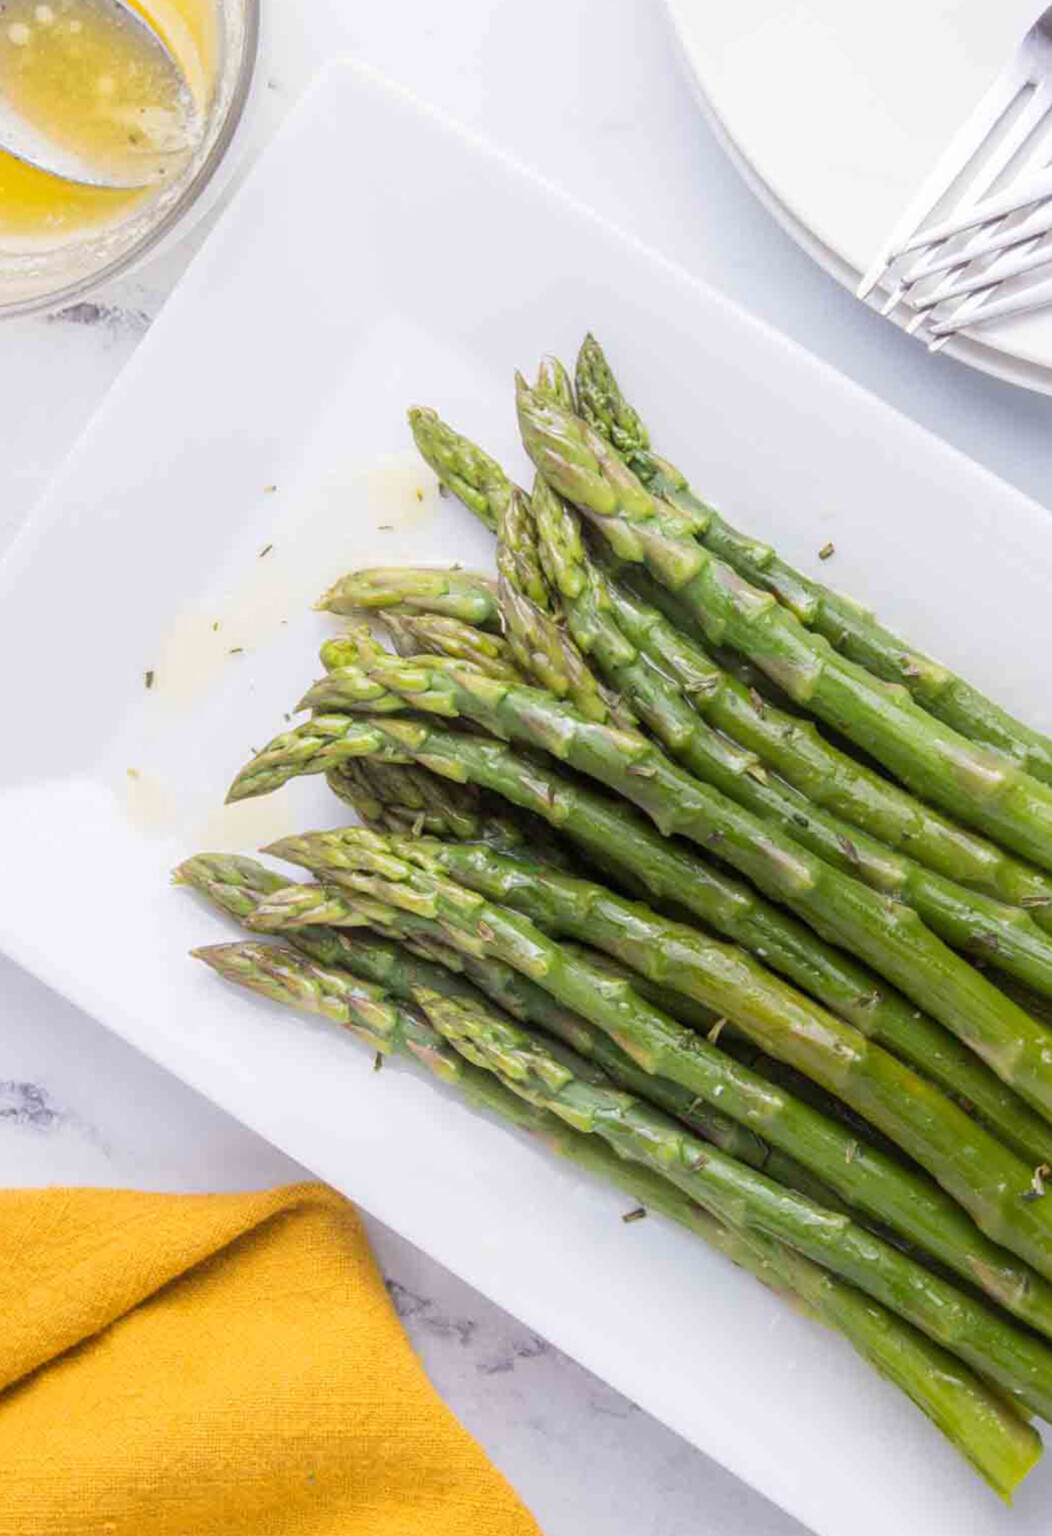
[179,334,1052,1503]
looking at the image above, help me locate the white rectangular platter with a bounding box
[2,59,1052,1536]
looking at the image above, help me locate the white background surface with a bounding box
[2,3,1051,1534]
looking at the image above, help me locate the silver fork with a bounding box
[858,4,1052,348]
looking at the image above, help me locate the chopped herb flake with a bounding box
[1024,1164,1052,1202]
[818,542,835,561]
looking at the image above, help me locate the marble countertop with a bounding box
[2,2,1051,1532]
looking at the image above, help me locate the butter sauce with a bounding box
[0,0,216,245]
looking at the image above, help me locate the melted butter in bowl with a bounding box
[0,0,254,310]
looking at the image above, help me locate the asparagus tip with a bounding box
[225,776,262,804]
[190,944,223,964]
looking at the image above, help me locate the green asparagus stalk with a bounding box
[177,852,789,1182]
[186,934,777,1288]
[229,711,1052,1165]
[189,934,777,1259]
[406,402,634,727]
[326,757,487,840]
[611,557,1052,935]
[406,980,1052,1430]
[194,938,1041,1500]
[234,852,901,1174]
[317,566,501,631]
[496,480,553,608]
[409,407,514,535]
[259,829,1052,1304]
[177,852,843,1260]
[379,610,521,681]
[321,717,577,871]
[497,484,634,727]
[248,878,860,1214]
[517,375,1052,873]
[300,653,1052,1133]
[562,942,906,1163]
[249,873,971,1252]
[529,478,1052,999]
[576,334,1052,789]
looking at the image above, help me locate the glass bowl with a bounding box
[0,0,259,317]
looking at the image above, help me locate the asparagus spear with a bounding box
[249,878,890,1220]
[405,981,1052,1429]
[322,722,577,871]
[194,939,1040,1500]
[496,484,634,727]
[260,829,1052,1301]
[576,334,1052,789]
[379,610,521,681]
[229,712,1052,1165]
[252,870,1022,1278]
[327,757,487,840]
[185,932,762,1293]
[189,935,773,1257]
[406,402,635,727]
[301,654,1052,1132]
[317,566,501,631]
[529,479,1052,999]
[517,375,1052,873]
[177,852,788,1182]
[176,852,836,1252]
[611,557,1052,935]
[186,853,908,1206]
[409,407,513,535]
[229,847,900,1174]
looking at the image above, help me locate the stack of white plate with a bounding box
[662,0,1052,392]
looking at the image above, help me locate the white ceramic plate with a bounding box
[661,0,1052,395]
[2,59,1052,1536]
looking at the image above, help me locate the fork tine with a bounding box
[905,227,1044,332]
[928,268,1052,335]
[895,161,1052,258]
[897,201,1052,285]
[926,287,994,350]
[909,235,1052,305]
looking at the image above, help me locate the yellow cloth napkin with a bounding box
[0,1182,541,1536]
